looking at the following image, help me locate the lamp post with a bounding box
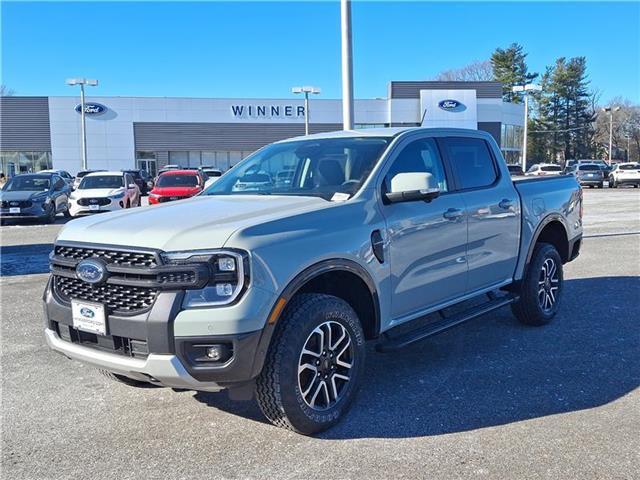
[65,78,98,171]
[340,0,354,130]
[292,86,321,135]
[602,106,621,164]
[512,83,542,173]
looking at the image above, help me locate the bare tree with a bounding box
[433,60,494,82]
[0,85,15,96]
[594,97,640,161]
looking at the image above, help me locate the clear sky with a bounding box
[2,1,639,103]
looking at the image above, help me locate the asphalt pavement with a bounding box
[1,188,639,480]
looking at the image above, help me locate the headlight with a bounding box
[109,191,125,199]
[161,249,248,308]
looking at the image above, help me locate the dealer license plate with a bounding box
[71,300,107,335]
[9,207,20,214]
[89,204,100,211]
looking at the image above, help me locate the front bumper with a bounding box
[44,279,269,390]
[69,198,124,216]
[0,203,51,219]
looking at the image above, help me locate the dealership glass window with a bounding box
[0,151,52,177]
[355,124,386,129]
[168,151,189,166]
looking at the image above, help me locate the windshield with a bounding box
[579,165,600,171]
[541,165,562,172]
[156,174,199,187]
[3,176,50,192]
[204,137,390,200]
[79,175,124,189]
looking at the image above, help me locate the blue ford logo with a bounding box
[80,307,95,318]
[75,103,107,115]
[438,99,466,112]
[76,259,107,284]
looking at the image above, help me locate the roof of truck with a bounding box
[276,127,494,143]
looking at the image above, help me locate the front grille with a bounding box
[78,197,111,206]
[2,200,33,208]
[54,276,158,313]
[54,245,158,267]
[158,271,197,284]
[158,196,187,203]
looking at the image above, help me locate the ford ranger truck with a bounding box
[44,128,583,435]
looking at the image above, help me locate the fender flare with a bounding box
[525,213,570,266]
[247,259,381,379]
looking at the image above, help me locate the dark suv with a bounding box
[122,169,152,195]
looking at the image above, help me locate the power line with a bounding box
[530,125,592,134]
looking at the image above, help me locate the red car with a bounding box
[148,170,205,205]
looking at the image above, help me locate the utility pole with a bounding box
[66,78,98,171]
[602,106,621,165]
[512,83,542,172]
[340,0,354,130]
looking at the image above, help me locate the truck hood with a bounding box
[57,194,328,251]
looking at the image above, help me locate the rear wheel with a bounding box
[45,206,56,224]
[598,182,604,189]
[255,293,366,435]
[610,177,617,188]
[511,243,563,326]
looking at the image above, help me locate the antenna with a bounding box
[420,108,427,126]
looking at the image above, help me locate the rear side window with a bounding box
[439,137,497,190]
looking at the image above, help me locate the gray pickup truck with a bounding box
[44,128,583,434]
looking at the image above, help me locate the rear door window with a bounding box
[439,137,497,190]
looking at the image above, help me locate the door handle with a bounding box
[443,208,463,221]
[499,199,514,210]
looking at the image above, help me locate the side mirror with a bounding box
[384,172,440,204]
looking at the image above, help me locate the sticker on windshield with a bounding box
[331,192,351,202]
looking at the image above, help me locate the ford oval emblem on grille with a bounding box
[80,307,95,318]
[76,259,107,284]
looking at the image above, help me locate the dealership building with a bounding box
[0,81,524,177]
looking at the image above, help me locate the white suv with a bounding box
[69,171,141,217]
[525,163,563,176]
[609,163,640,188]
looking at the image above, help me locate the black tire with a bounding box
[45,206,56,224]
[255,293,366,435]
[63,203,71,218]
[610,178,617,188]
[598,182,604,189]
[126,199,131,209]
[511,243,563,326]
[98,369,159,388]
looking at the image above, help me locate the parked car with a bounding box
[608,162,640,188]
[579,159,613,179]
[40,169,75,186]
[122,169,153,195]
[525,163,563,176]
[569,163,604,188]
[157,165,182,177]
[231,171,273,192]
[0,173,71,223]
[73,169,106,190]
[148,169,205,204]
[44,128,582,435]
[507,164,524,176]
[200,167,223,180]
[69,171,140,217]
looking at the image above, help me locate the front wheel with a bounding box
[255,293,366,435]
[511,243,563,326]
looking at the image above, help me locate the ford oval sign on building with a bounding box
[438,99,466,112]
[75,103,107,115]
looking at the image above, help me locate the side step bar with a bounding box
[376,293,518,353]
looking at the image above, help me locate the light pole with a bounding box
[512,83,542,173]
[66,77,98,171]
[292,86,321,135]
[340,0,354,130]
[602,106,621,164]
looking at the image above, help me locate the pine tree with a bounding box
[491,43,538,103]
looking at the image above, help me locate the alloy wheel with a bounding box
[538,258,559,312]
[297,321,353,411]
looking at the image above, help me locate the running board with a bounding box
[375,293,518,353]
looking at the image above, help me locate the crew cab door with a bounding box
[380,136,468,321]
[438,137,520,293]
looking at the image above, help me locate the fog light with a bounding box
[216,283,233,296]
[218,257,236,271]
[206,345,224,361]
